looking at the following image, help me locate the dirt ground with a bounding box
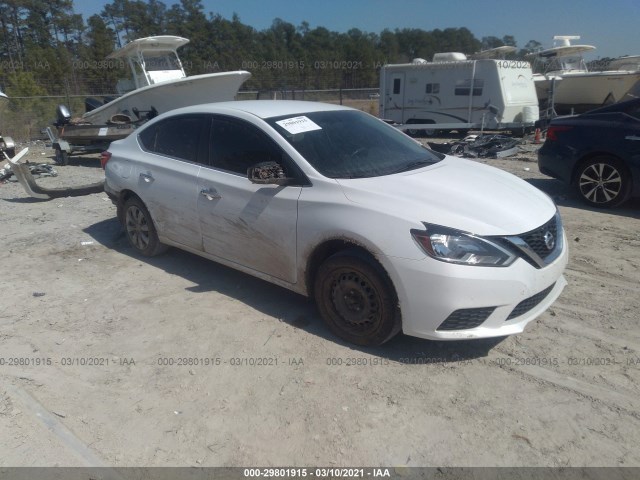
[1,135,639,468]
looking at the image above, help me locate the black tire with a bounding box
[314,250,401,346]
[54,147,69,166]
[406,119,436,138]
[122,197,168,256]
[406,128,435,138]
[574,156,631,208]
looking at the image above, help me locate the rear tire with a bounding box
[574,156,631,208]
[314,250,401,346]
[122,197,168,256]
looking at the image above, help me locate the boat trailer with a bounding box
[45,104,156,165]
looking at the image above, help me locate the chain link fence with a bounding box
[0,88,380,141]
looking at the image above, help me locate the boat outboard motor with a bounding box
[55,104,72,126]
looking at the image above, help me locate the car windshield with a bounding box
[266,110,443,179]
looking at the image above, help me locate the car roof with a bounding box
[165,100,352,120]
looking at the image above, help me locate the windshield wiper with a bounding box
[341,173,370,179]
[387,160,433,175]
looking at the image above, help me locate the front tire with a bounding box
[122,197,167,256]
[574,156,631,208]
[314,250,401,346]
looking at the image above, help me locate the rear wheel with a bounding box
[314,250,401,346]
[574,156,631,208]
[407,128,436,138]
[122,197,168,256]
[406,120,436,138]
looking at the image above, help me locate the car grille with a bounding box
[496,213,563,269]
[520,216,558,261]
[437,307,496,331]
[506,283,556,320]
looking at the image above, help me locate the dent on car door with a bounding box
[135,114,209,250]
[197,116,302,283]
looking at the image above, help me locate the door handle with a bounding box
[139,172,154,183]
[625,135,640,141]
[200,188,222,200]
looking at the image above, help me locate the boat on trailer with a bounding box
[528,36,640,114]
[50,35,251,164]
[82,35,251,124]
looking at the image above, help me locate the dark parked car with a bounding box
[538,98,640,207]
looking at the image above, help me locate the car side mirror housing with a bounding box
[248,161,295,186]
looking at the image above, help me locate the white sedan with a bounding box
[103,101,567,346]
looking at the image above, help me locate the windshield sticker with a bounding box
[275,116,322,134]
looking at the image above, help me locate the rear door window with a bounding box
[138,115,209,164]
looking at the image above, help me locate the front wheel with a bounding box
[314,250,401,346]
[574,156,631,208]
[122,197,168,256]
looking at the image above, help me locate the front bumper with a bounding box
[381,231,569,340]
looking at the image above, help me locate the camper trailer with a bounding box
[379,53,539,135]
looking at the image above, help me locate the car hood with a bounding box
[336,156,556,236]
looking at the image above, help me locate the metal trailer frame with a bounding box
[45,124,135,166]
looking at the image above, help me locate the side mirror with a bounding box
[248,161,295,186]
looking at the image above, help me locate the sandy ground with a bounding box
[1,136,639,468]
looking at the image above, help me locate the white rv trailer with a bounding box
[379,53,539,134]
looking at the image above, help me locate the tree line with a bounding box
[0,0,551,99]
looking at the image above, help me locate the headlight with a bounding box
[411,224,516,267]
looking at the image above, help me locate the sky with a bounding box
[75,0,640,60]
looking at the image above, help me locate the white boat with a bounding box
[608,55,640,72]
[528,36,640,113]
[471,45,518,59]
[82,36,251,124]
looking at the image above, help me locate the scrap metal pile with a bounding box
[428,134,522,159]
[0,162,57,183]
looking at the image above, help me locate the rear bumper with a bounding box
[537,143,576,183]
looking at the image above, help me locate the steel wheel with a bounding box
[315,250,400,346]
[122,197,167,256]
[330,269,381,330]
[575,156,630,208]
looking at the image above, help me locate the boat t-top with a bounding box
[81,35,251,125]
[528,36,640,114]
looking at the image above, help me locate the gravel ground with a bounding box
[1,135,639,468]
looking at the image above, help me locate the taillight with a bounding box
[100,151,112,169]
[546,125,573,141]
